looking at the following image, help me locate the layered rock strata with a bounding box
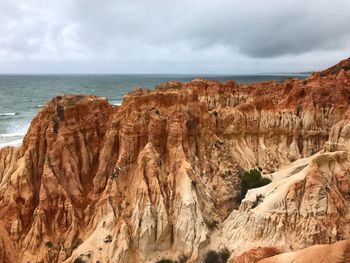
[0,59,349,262]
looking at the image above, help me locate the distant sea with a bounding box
[0,73,308,148]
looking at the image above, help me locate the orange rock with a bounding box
[258,240,350,263]
[0,58,350,262]
[231,247,282,263]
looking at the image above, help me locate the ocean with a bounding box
[0,74,307,148]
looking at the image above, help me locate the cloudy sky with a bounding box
[0,0,349,74]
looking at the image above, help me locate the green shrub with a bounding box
[240,169,271,201]
[45,241,53,248]
[191,180,197,188]
[73,258,86,263]
[178,254,189,263]
[104,235,113,243]
[156,254,189,263]
[72,238,83,250]
[341,65,350,71]
[260,177,272,185]
[203,248,230,263]
[204,251,218,263]
[219,248,230,262]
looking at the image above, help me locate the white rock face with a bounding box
[220,147,350,256]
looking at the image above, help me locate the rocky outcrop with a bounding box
[231,247,282,263]
[258,239,350,263]
[320,57,350,76]
[0,60,350,262]
[220,149,350,255]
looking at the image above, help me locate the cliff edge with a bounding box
[0,59,350,262]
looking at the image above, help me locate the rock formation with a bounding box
[257,239,350,263]
[0,58,350,262]
[230,240,350,263]
[231,247,282,263]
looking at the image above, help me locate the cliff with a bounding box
[258,240,350,263]
[0,60,350,262]
[231,240,350,263]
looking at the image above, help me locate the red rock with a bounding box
[258,240,350,263]
[231,247,282,263]
[0,58,349,262]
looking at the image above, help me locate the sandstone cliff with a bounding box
[230,240,350,263]
[0,59,350,262]
[258,239,350,263]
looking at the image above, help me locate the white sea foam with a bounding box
[0,112,18,117]
[0,132,25,137]
[0,138,23,148]
[110,100,122,106]
[0,123,29,149]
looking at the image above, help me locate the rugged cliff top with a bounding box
[320,57,350,76]
[0,58,350,263]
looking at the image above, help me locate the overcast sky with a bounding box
[0,0,349,74]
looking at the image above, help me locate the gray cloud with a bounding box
[0,0,349,73]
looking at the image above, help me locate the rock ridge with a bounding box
[0,59,350,262]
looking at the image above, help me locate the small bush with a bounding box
[53,117,59,133]
[240,169,271,201]
[73,258,86,263]
[219,248,230,262]
[45,241,53,248]
[156,260,177,263]
[104,235,112,243]
[204,251,218,263]
[203,248,230,263]
[206,219,218,230]
[252,194,265,208]
[56,104,64,120]
[111,166,121,179]
[341,65,350,71]
[156,254,189,263]
[178,254,189,263]
[72,238,83,250]
[191,180,197,188]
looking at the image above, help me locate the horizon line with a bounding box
[0,72,311,76]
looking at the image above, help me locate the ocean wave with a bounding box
[110,100,122,106]
[0,132,25,138]
[0,138,23,148]
[0,125,28,149]
[0,132,25,148]
[0,112,18,117]
[27,105,43,109]
[0,122,29,139]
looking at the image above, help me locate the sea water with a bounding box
[0,74,307,148]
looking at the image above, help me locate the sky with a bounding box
[0,0,349,74]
